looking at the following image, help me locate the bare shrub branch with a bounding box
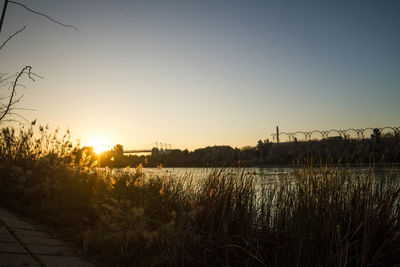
[9,1,78,31]
[0,65,38,124]
[0,1,76,125]
[0,25,25,50]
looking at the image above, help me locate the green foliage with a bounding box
[0,125,399,266]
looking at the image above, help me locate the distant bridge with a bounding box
[271,126,400,143]
[123,142,173,154]
[123,149,153,154]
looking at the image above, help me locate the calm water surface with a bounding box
[115,165,400,182]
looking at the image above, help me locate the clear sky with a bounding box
[1,0,399,150]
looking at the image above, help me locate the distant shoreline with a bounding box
[140,163,400,169]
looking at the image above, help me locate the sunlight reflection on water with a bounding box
[132,165,400,184]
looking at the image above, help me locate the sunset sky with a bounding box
[1,1,399,150]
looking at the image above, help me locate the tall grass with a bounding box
[0,125,399,266]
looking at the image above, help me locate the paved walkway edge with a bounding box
[0,206,95,267]
[0,217,44,266]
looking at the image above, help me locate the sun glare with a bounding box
[89,138,110,154]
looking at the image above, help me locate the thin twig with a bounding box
[0,66,32,122]
[9,95,24,105]
[0,0,9,36]
[10,107,36,111]
[0,118,25,125]
[7,112,29,123]
[9,1,78,31]
[0,25,25,50]
[13,83,27,89]
[0,73,17,84]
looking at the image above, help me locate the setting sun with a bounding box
[88,138,110,154]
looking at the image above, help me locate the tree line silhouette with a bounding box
[88,129,400,168]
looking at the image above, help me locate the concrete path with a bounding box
[0,206,94,267]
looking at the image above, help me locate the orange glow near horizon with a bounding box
[87,137,111,154]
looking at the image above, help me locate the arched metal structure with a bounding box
[271,126,399,143]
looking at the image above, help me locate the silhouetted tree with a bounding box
[371,128,381,143]
[0,1,77,124]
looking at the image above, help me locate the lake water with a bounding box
[108,165,400,183]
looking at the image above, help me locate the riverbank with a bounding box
[1,164,399,266]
